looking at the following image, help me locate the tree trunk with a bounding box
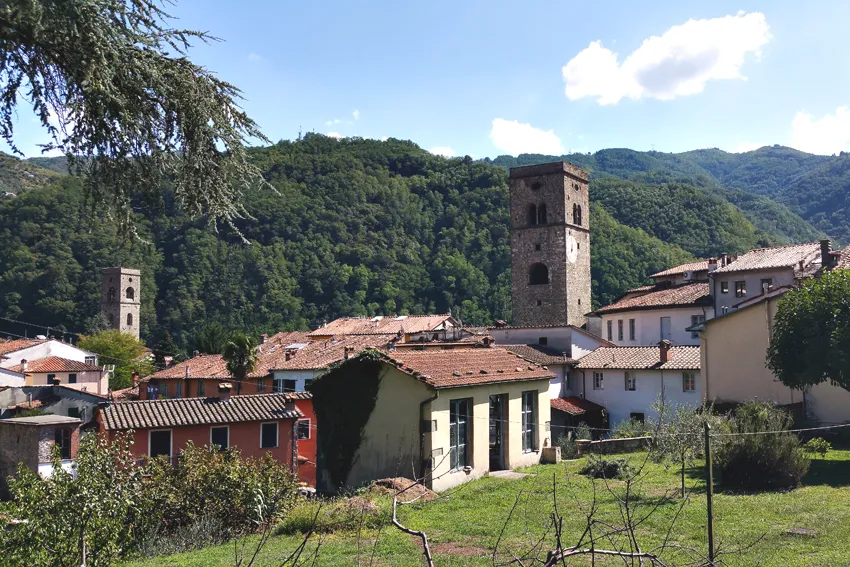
[681,454,686,498]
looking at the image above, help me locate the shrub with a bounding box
[557,434,578,459]
[612,418,650,439]
[574,422,593,441]
[580,455,633,479]
[276,496,388,535]
[804,437,832,457]
[715,402,810,491]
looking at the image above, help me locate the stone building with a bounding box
[509,162,591,328]
[0,415,82,492]
[101,267,140,339]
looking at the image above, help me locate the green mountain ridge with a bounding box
[0,136,844,350]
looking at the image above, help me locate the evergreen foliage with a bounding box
[77,329,154,389]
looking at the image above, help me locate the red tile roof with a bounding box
[714,242,822,274]
[575,346,700,370]
[266,334,395,372]
[148,354,230,381]
[99,393,304,430]
[0,338,46,357]
[550,397,605,416]
[502,344,574,365]
[836,245,850,270]
[385,347,554,389]
[8,356,102,373]
[650,259,710,278]
[594,283,711,315]
[309,314,456,337]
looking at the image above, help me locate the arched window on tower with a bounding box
[126,287,135,300]
[127,313,133,327]
[573,204,582,226]
[108,287,116,302]
[537,203,547,224]
[529,263,550,285]
[107,313,114,325]
[527,204,538,226]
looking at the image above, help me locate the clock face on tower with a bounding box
[566,234,578,264]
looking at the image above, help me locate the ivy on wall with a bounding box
[308,349,385,491]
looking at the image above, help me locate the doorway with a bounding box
[489,394,506,470]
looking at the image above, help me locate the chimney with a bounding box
[261,333,269,344]
[821,238,833,268]
[659,340,672,364]
[20,359,27,372]
[218,382,232,402]
[707,258,718,272]
[482,335,494,347]
[193,350,200,358]
[285,350,292,361]
[185,366,190,378]
[132,371,140,387]
[344,346,354,360]
[720,253,728,267]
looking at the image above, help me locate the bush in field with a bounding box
[804,437,832,458]
[715,402,810,491]
[580,455,633,479]
[612,417,651,439]
[557,422,593,459]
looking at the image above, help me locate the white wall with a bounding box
[806,382,850,425]
[271,369,323,392]
[0,341,97,369]
[712,267,796,315]
[581,368,702,427]
[26,371,108,396]
[37,459,76,478]
[490,326,606,360]
[0,368,25,387]
[601,306,713,347]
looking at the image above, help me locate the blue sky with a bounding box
[6,0,850,158]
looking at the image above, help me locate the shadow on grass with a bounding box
[802,457,850,487]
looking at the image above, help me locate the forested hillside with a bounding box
[0,136,843,351]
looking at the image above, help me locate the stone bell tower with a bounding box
[509,162,591,327]
[101,267,141,340]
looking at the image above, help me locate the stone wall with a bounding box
[0,423,38,491]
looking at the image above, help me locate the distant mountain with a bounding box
[26,156,69,175]
[0,152,62,194]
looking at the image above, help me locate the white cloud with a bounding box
[490,118,565,155]
[352,109,360,121]
[428,146,455,157]
[327,132,344,139]
[380,136,389,142]
[563,11,771,105]
[791,106,850,155]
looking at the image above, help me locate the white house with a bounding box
[0,339,100,369]
[0,339,107,393]
[574,342,702,427]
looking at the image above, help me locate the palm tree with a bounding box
[222,333,259,388]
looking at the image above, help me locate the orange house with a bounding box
[97,386,303,472]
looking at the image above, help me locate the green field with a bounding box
[122,450,850,567]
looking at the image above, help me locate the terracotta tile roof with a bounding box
[594,283,711,315]
[111,385,140,401]
[625,284,658,294]
[8,356,102,373]
[714,242,822,274]
[550,397,605,416]
[148,354,230,381]
[502,344,574,366]
[836,245,850,270]
[576,346,700,371]
[385,347,554,389]
[99,393,304,430]
[266,334,395,372]
[260,331,313,351]
[309,314,456,337]
[0,338,46,357]
[650,259,710,278]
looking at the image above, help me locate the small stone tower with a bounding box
[509,162,591,327]
[101,267,141,340]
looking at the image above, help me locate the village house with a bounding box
[0,385,106,422]
[0,338,104,388]
[0,415,82,493]
[573,341,702,427]
[307,314,460,342]
[97,387,306,474]
[5,357,109,395]
[312,347,553,492]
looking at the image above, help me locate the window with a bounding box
[536,300,542,306]
[527,203,538,226]
[660,317,672,341]
[630,412,645,424]
[197,380,205,397]
[125,287,135,300]
[521,391,537,452]
[572,203,582,225]
[274,378,297,393]
[531,181,542,191]
[261,422,278,448]
[159,382,168,399]
[528,263,549,285]
[85,356,97,366]
[720,281,729,294]
[126,313,133,326]
[55,428,72,459]
[537,203,547,224]
[236,380,242,394]
[210,426,229,450]
[146,382,159,400]
[108,287,116,301]
[534,243,541,251]
[68,407,81,419]
[297,419,311,440]
[760,278,773,293]
[538,337,548,346]
[607,320,613,341]
[683,372,697,392]
[629,319,636,341]
[107,313,114,325]
[625,372,636,391]
[175,382,183,398]
[617,319,624,341]
[47,373,57,383]
[68,373,77,384]
[257,379,266,393]
[735,281,746,298]
[593,372,604,390]
[691,315,705,339]
[449,399,471,470]
[149,430,172,458]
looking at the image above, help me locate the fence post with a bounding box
[704,421,715,564]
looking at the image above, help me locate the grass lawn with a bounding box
[121,449,850,567]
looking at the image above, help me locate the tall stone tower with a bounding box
[101,267,141,340]
[509,162,591,327]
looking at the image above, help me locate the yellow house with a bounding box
[312,347,553,492]
[701,289,850,423]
